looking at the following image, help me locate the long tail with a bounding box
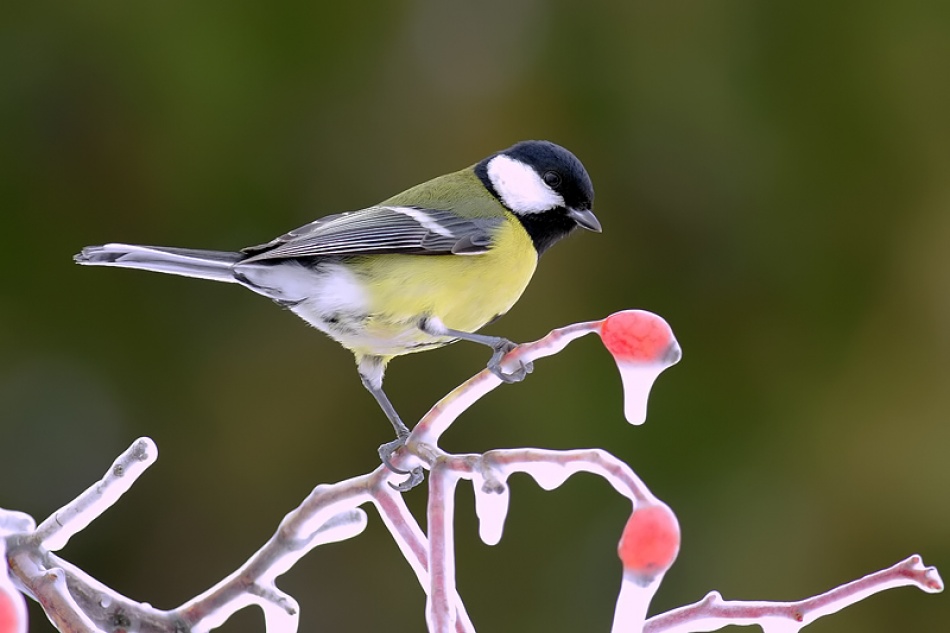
[74,243,243,283]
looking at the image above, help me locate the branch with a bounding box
[2,310,942,632]
[644,555,943,633]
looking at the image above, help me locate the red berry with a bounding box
[0,588,23,633]
[600,311,672,363]
[618,504,680,576]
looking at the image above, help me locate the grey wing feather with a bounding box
[240,206,500,262]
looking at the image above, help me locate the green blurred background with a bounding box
[2,1,948,631]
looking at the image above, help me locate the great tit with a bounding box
[75,140,600,486]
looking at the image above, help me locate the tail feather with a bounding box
[74,244,243,283]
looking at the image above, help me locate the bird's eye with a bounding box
[542,170,562,188]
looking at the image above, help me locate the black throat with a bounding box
[510,210,579,256]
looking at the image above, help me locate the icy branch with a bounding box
[644,555,943,633]
[1,311,942,632]
[33,438,157,552]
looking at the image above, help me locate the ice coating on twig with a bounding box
[471,472,510,546]
[190,593,275,633]
[413,311,678,447]
[612,570,663,633]
[615,363,669,425]
[644,555,943,633]
[180,502,368,633]
[264,507,368,581]
[372,482,477,632]
[426,470,460,633]
[0,511,34,537]
[521,460,575,491]
[258,599,301,633]
[36,437,157,551]
[412,319,602,446]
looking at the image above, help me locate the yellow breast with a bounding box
[347,218,537,357]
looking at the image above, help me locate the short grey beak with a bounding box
[568,207,602,232]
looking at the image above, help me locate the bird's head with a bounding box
[475,140,600,254]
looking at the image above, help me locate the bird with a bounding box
[75,140,600,488]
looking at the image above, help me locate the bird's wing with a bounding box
[240,205,501,262]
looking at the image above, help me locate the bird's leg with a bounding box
[419,318,534,383]
[358,356,425,491]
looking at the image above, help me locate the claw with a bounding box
[378,436,408,472]
[390,466,425,491]
[419,324,532,384]
[378,436,426,491]
[486,339,532,382]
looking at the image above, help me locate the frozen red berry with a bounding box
[618,504,680,577]
[0,587,24,633]
[600,311,673,363]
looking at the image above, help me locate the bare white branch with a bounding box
[1,311,941,632]
[33,437,157,552]
[644,555,944,633]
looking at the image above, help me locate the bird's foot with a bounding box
[378,436,425,491]
[487,338,534,383]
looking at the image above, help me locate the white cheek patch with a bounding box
[486,154,565,214]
